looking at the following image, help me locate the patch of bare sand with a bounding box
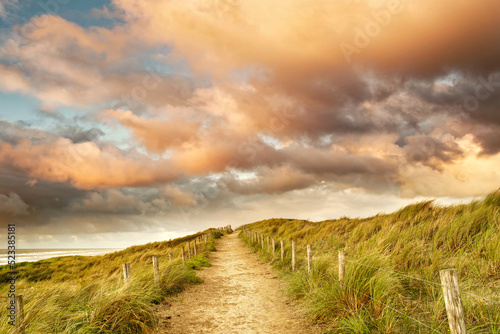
[155,233,318,334]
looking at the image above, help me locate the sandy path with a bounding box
[156,233,317,334]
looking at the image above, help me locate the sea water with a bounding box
[0,248,122,265]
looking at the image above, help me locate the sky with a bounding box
[0,0,499,249]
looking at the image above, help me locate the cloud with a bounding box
[0,14,195,110]
[0,192,29,215]
[224,166,315,195]
[107,0,500,76]
[102,109,201,153]
[400,135,500,197]
[0,1,497,197]
[160,185,197,206]
[0,137,178,189]
[70,189,151,213]
[55,126,105,144]
[0,0,17,19]
[0,120,56,144]
[0,64,30,93]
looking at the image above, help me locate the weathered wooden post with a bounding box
[307,244,312,274]
[251,231,254,243]
[261,235,265,249]
[272,239,276,257]
[338,250,345,283]
[152,256,160,288]
[181,246,186,264]
[204,234,208,243]
[280,240,284,261]
[194,239,197,256]
[440,269,467,334]
[267,236,270,249]
[187,241,192,259]
[123,263,131,281]
[15,295,25,334]
[292,240,296,271]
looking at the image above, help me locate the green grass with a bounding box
[0,228,227,333]
[239,190,500,333]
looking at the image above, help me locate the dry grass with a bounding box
[0,229,227,333]
[240,190,500,333]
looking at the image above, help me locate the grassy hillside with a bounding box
[239,190,500,333]
[0,229,229,333]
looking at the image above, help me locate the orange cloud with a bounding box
[110,0,500,76]
[159,185,197,206]
[0,138,178,189]
[1,0,499,200]
[102,109,201,153]
[0,64,29,93]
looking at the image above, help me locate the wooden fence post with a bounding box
[261,235,265,249]
[267,236,270,249]
[168,251,173,261]
[187,241,192,259]
[272,239,276,257]
[338,250,345,283]
[440,269,467,334]
[307,244,312,274]
[292,240,296,271]
[123,263,131,281]
[281,240,284,261]
[152,256,160,288]
[15,295,25,334]
[181,246,186,264]
[194,240,197,256]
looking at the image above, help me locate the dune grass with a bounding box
[239,190,500,333]
[0,229,226,333]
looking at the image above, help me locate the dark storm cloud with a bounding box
[55,125,105,143]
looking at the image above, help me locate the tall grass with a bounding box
[239,190,500,333]
[0,229,226,333]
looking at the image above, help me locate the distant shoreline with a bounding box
[0,248,123,266]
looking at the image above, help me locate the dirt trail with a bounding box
[156,233,317,334]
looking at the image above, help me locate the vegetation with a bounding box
[0,229,226,333]
[239,190,500,333]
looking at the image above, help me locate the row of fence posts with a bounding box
[122,225,231,283]
[123,231,218,283]
[10,226,232,334]
[244,229,468,334]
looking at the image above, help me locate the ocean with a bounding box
[0,248,123,266]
